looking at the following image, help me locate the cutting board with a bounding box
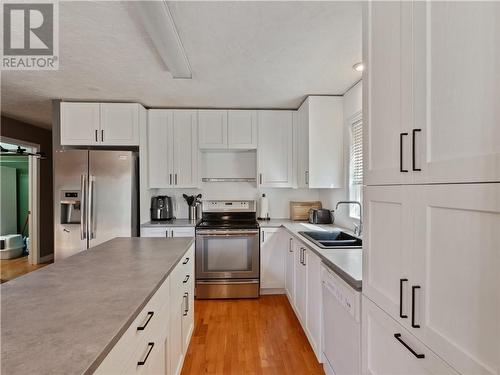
[289,201,322,221]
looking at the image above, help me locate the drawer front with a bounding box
[95,277,170,374]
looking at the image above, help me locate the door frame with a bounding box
[0,136,40,265]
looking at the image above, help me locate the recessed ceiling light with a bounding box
[352,62,364,72]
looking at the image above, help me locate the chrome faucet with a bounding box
[335,201,363,236]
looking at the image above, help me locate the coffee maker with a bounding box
[150,196,173,221]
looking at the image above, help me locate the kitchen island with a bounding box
[0,237,194,375]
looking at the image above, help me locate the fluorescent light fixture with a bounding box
[352,62,364,72]
[132,1,192,79]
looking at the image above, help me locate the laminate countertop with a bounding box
[259,219,362,291]
[0,237,194,375]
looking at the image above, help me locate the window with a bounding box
[349,117,363,219]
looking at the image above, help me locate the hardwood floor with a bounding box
[0,256,51,283]
[181,295,325,375]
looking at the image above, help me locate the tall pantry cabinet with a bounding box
[362,2,500,375]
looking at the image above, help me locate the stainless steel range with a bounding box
[195,200,260,299]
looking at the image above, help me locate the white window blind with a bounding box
[350,120,363,186]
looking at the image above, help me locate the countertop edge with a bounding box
[284,227,362,291]
[83,237,195,375]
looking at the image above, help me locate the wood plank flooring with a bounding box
[181,295,325,375]
[0,256,51,283]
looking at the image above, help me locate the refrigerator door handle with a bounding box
[80,174,87,240]
[89,175,96,239]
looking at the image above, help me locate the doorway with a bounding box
[0,137,44,282]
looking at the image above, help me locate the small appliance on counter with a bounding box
[150,196,173,221]
[309,208,334,224]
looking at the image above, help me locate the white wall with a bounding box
[319,81,362,230]
[0,166,18,235]
[144,184,321,221]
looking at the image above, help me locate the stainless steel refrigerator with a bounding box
[54,150,138,260]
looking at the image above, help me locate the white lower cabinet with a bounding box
[95,245,194,375]
[285,236,295,302]
[363,183,500,375]
[141,226,195,238]
[294,241,307,324]
[362,296,458,375]
[260,228,285,292]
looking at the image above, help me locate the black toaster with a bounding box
[308,208,334,224]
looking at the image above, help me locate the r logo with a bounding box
[3,3,54,55]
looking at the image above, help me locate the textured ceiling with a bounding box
[1,1,362,129]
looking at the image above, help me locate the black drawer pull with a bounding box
[394,333,425,359]
[412,285,421,328]
[183,292,189,316]
[137,311,154,331]
[399,278,408,319]
[412,129,422,171]
[400,133,409,172]
[183,275,190,284]
[137,342,155,366]
[183,257,190,265]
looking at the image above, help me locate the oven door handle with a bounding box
[196,230,259,236]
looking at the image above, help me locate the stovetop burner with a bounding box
[196,200,258,230]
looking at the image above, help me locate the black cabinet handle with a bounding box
[183,292,189,316]
[289,238,293,253]
[399,278,408,319]
[394,334,425,359]
[400,133,409,172]
[412,129,421,171]
[95,129,98,142]
[137,311,154,331]
[137,342,155,365]
[259,173,263,184]
[412,285,421,328]
[101,129,104,142]
[183,275,190,284]
[302,248,306,266]
[183,257,190,265]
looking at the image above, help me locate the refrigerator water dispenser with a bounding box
[60,191,81,224]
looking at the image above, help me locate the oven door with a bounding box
[196,229,260,280]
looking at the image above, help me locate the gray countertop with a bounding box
[1,237,194,375]
[141,218,199,227]
[260,219,362,290]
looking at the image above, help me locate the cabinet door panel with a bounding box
[171,227,195,238]
[60,102,100,145]
[296,104,309,188]
[172,110,198,188]
[305,249,322,360]
[257,111,294,187]
[285,237,295,302]
[148,110,173,188]
[363,2,412,185]
[260,228,285,290]
[411,184,500,375]
[100,103,139,146]
[413,2,500,184]
[170,297,184,375]
[294,242,307,324]
[198,110,227,149]
[362,296,458,375]
[227,110,257,149]
[363,185,412,326]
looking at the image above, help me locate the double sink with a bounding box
[299,230,362,249]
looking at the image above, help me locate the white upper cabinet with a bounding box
[297,96,344,188]
[257,110,294,188]
[147,110,198,188]
[60,102,100,145]
[364,1,500,185]
[100,103,140,146]
[61,102,141,146]
[412,2,500,184]
[363,2,413,186]
[227,110,257,149]
[199,109,257,150]
[198,110,227,149]
[172,110,199,188]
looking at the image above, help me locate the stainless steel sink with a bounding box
[298,230,362,249]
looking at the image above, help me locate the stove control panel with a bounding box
[203,200,255,212]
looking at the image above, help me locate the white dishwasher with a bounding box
[321,263,361,375]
